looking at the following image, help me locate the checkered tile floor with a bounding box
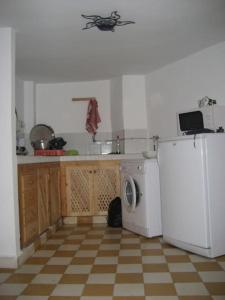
[1,224,225,299]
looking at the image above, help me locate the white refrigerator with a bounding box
[158,133,225,258]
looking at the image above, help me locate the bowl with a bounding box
[142,151,157,159]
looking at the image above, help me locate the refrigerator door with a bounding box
[159,136,210,248]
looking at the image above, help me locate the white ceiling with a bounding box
[0,0,225,83]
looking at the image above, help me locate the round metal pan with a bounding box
[30,124,55,147]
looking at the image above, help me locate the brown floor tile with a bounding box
[53,251,76,257]
[171,272,201,282]
[37,244,59,250]
[91,264,117,273]
[161,242,176,249]
[71,257,95,265]
[116,273,143,283]
[144,283,177,295]
[40,265,67,274]
[118,256,142,264]
[179,297,213,300]
[140,237,160,243]
[216,255,225,262]
[97,250,119,257]
[120,244,140,249]
[22,284,56,295]
[5,273,35,283]
[166,255,191,263]
[49,297,80,300]
[113,297,145,300]
[142,249,163,256]
[0,268,15,273]
[122,233,140,239]
[79,244,99,250]
[64,239,83,245]
[204,282,225,295]
[82,284,114,296]
[86,234,104,239]
[102,239,121,244]
[0,297,17,300]
[143,263,169,272]
[25,257,49,265]
[59,274,88,284]
[194,262,223,271]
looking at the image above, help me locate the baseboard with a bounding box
[0,256,18,268]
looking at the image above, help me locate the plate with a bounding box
[30,124,55,145]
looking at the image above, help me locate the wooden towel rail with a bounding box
[72,97,96,102]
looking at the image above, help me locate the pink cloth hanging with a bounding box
[86,98,101,139]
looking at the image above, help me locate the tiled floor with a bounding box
[1,224,225,299]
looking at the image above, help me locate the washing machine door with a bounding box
[123,175,140,212]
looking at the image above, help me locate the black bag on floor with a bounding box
[107,197,122,227]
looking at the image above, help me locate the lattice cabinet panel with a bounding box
[66,166,94,216]
[94,165,120,215]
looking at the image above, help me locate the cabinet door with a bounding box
[37,167,50,234]
[49,165,61,225]
[94,162,121,215]
[18,166,38,248]
[65,165,94,216]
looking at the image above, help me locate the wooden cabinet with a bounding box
[49,165,61,225]
[61,161,120,217]
[37,166,50,234]
[18,165,39,247]
[18,162,61,248]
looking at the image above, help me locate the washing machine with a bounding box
[121,159,162,237]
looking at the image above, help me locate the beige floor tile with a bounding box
[119,249,141,256]
[82,284,114,296]
[17,296,49,300]
[81,297,112,300]
[16,265,43,274]
[199,271,225,282]
[75,250,98,257]
[103,234,121,240]
[163,248,187,256]
[51,284,84,296]
[141,243,162,250]
[189,254,215,263]
[5,274,35,284]
[218,262,225,271]
[58,244,79,251]
[46,239,64,245]
[115,273,143,283]
[87,273,115,284]
[168,263,196,272]
[113,297,145,300]
[32,250,55,258]
[117,264,143,273]
[65,265,92,274]
[47,257,72,265]
[144,283,177,296]
[0,273,11,283]
[175,282,209,296]
[114,283,145,296]
[120,238,140,244]
[22,284,55,296]
[171,272,201,282]
[79,245,100,250]
[59,274,88,284]
[31,274,62,284]
[142,255,166,264]
[94,257,118,265]
[143,272,173,283]
[179,297,212,300]
[194,262,223,272]
[99,244,120,251]
[145,297,178,300]
[66,234,86,240]
[36,244,59,251]
[40,265,66,274]
[0,283,27,296]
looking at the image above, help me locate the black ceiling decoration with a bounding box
[81,11,135,32]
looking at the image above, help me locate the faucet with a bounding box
[152,135,159,151]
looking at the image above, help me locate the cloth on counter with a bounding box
[86,98,101,140]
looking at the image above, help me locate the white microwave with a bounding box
[177,105,225,135]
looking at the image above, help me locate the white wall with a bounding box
[146,41,225,138]
[15,77,24,122]
[110,76,124,133]
[0,28,20,268]
[122,75,147,130]
[36,80,111,134]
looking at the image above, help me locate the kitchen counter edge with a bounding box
[17,153,144,165]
